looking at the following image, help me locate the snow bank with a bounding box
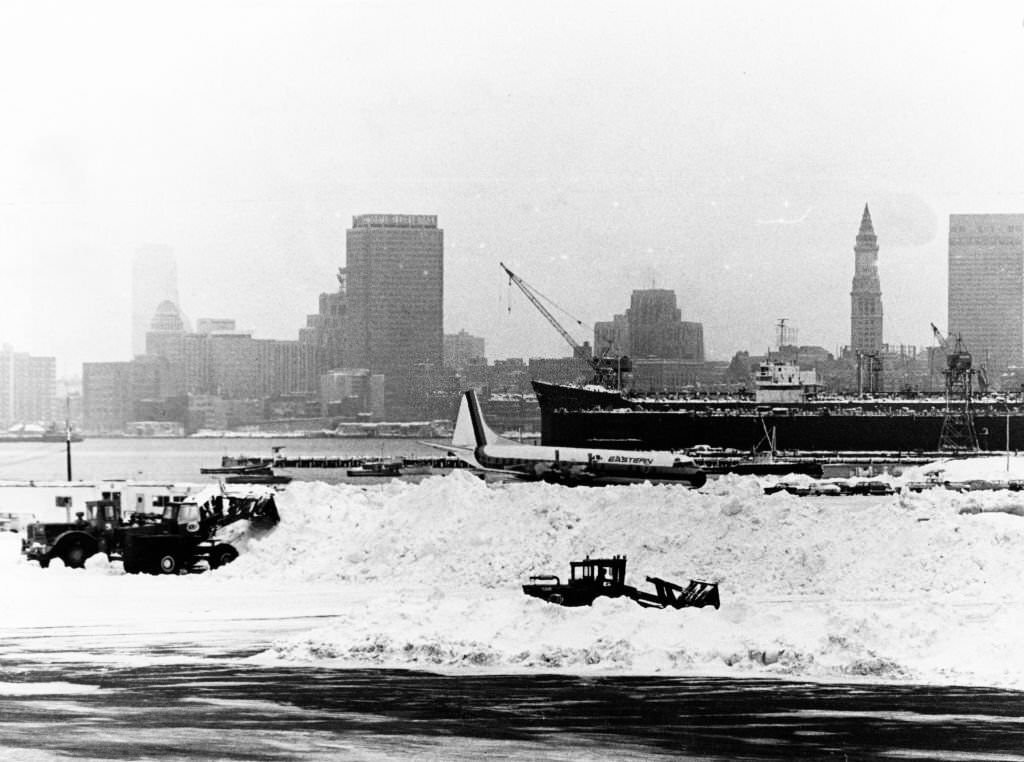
[7,470,1024,687]
[902,454,1024,483]
[236,471,1024,686]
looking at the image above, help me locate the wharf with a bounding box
[692,449,1007,477]
[221,454,468,471]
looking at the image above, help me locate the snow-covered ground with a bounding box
[4,464,1024,688]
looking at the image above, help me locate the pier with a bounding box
[219,454,469,471]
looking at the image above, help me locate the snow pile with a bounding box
[7,470,1024,687]
[225,471,1024,601]
[902,454,1024,483]
[230,471,1024,685]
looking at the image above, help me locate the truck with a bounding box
[22,486,279,573]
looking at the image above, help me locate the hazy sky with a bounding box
[4,1,1024,376]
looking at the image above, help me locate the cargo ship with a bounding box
[533,360,1024,453]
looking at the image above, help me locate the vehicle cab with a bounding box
[162,500,206,538]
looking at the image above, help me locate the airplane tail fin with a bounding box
[452,389,516,449]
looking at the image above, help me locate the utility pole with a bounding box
[64,395,72,481]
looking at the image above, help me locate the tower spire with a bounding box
[860,203,873,231]
[850,203,883,389]
[857,203,876,245]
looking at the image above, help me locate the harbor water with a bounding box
[0,436,447,484]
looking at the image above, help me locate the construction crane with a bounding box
[500,262,630,386]
[931,323,979,451]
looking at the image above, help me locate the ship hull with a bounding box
[541,409,1024,451]
[534,381,1024,452]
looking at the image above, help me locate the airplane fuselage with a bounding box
[427,389,706,488]
[474,443,706,487]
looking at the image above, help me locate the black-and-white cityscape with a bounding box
[8,4,1024,760]
[2,204,1023,435]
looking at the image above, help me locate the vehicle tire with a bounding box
[208,544,238,570]
[59,541,91,569]
[157,553,179,574]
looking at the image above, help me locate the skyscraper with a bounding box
[594,313,629,357]
[850,204,883,355]
[343,214,443,416]
[443,330,486,371]
[145,301,189,396]
[299,269,348,375]
[82,361,132,433]
[626,290,704,361]
[0,345,56,427]
[132,245,182,357]
[948,214,1024,377]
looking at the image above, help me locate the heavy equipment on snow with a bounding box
[522,555,720,610]
[22,486,279,573]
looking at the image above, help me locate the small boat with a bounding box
[398,462,434,476]
[200,464,273,476]
[699,423,823,478]
[224,472,293,485]
[346,458,403,477]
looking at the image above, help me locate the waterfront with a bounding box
[0,437,447,484]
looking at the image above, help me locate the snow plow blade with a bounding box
[631,577,721,610]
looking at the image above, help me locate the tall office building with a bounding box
[443,330,486,371]
[82,361,133,433]
[850,204,884,355]
[299,269,348,374]
[343,214,443,416]
[948,214,1024,377]
[594,313,629,357]
[256,339,318,397]
[207,332,258,399]
[145,301,189,396]
[132,244,182,357]
[0,346,56,427]
[626,290,704,361]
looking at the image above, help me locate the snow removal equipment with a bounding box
[23,486,280,573]
[522,555,720,610]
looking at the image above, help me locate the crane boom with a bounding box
[500,262,631,387]
[500,262,584,355]
[930,323,948,351]
[931,322,972,371]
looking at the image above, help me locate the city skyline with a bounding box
[4,2,1024,375]
[9,202,1021,381]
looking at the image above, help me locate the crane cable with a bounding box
[504,269,591,334]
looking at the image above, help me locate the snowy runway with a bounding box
[5,470,1024,758]
[4,469,1024,687]
[3,662,1024,761]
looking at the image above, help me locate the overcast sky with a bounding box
[3,0,1024,376]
